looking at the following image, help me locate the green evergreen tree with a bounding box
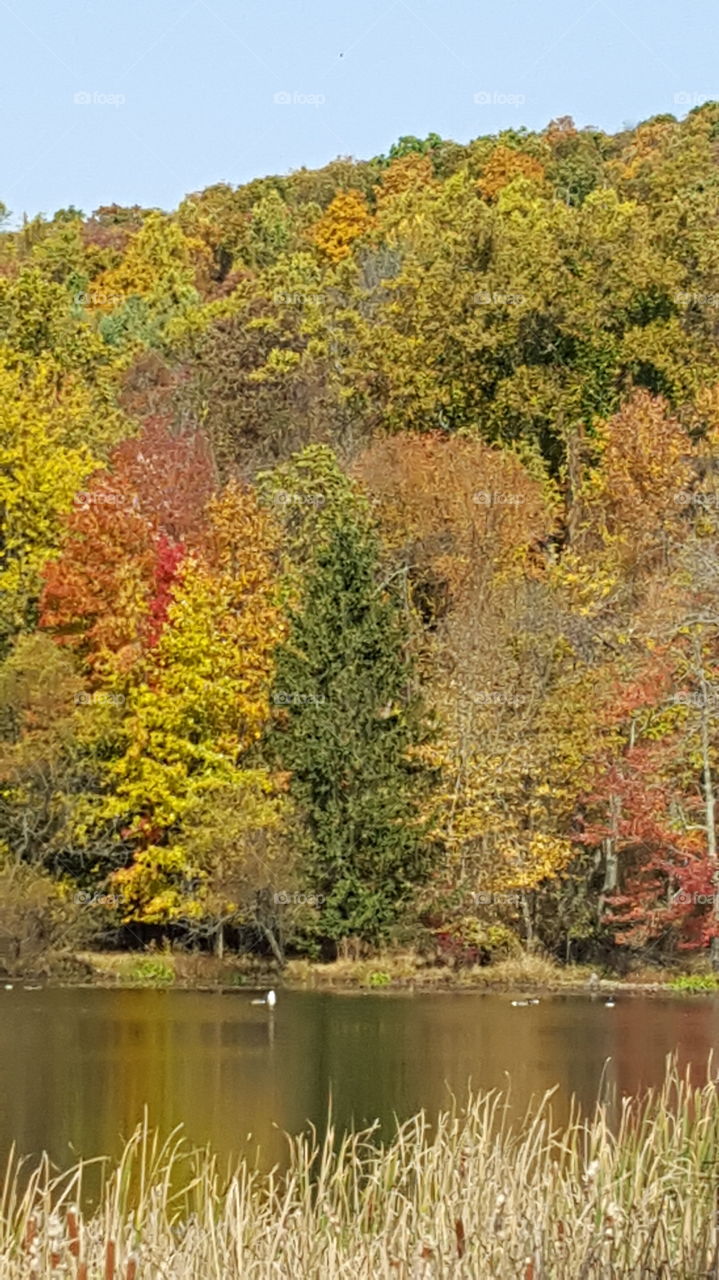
[272,516,435,949]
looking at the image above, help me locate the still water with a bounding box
[2,987,719,1173]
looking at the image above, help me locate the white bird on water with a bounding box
[251,989,277,1008]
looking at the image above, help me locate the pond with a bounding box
[2,986,719,1175]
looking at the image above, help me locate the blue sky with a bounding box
[2,0,716,219]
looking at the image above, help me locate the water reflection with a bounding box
[1,988,718,1175]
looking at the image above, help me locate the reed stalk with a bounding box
[2,1057,719,1278]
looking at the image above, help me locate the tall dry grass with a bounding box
[3,1058,719,1277]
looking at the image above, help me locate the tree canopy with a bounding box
[4,108,719,964]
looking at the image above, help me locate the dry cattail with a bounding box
[104,1238,116,1280]
[67,1205,80,1258]
[454,1216,466,1258]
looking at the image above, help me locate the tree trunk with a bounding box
[214,924,224,961]
[596,791,620,927]
[260,923,285,968]
[521,891,534,952]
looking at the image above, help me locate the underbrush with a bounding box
[285,949,585,990]
[668,973,719,992]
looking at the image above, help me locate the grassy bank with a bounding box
[4,1060,719,1277]
[72,948,581,991]
[34,948,719,995]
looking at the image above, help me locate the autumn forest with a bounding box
[4,107,719,972]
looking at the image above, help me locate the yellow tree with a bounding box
[477,146,546,200]
[354,432,553,632]
[0,354,125,650]
[311,191,373,263]
[580,390,694,572]
[92,212,211,313]
[355,433,587,944]
[375,152,436,207]
[98,483,286,925]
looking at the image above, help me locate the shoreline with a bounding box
[4,950,718,997]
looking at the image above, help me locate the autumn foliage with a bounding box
[5,107,719,964]
[40,420,214,675]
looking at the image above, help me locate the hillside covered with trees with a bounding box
[3,107,719,970]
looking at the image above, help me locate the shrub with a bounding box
[0,862,91,975]
[126,956,175,985]
[668,973,719,992]
[432,916,521,968]
[367,969,391,987]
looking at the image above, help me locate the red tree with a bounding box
[578,662,715,952]
[40,421,215,677]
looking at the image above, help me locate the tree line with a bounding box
[3,107,719,966]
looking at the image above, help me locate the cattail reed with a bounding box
[0,1058,717,1277]
[66,1205,80,1258]
[103,1238,115,1280]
